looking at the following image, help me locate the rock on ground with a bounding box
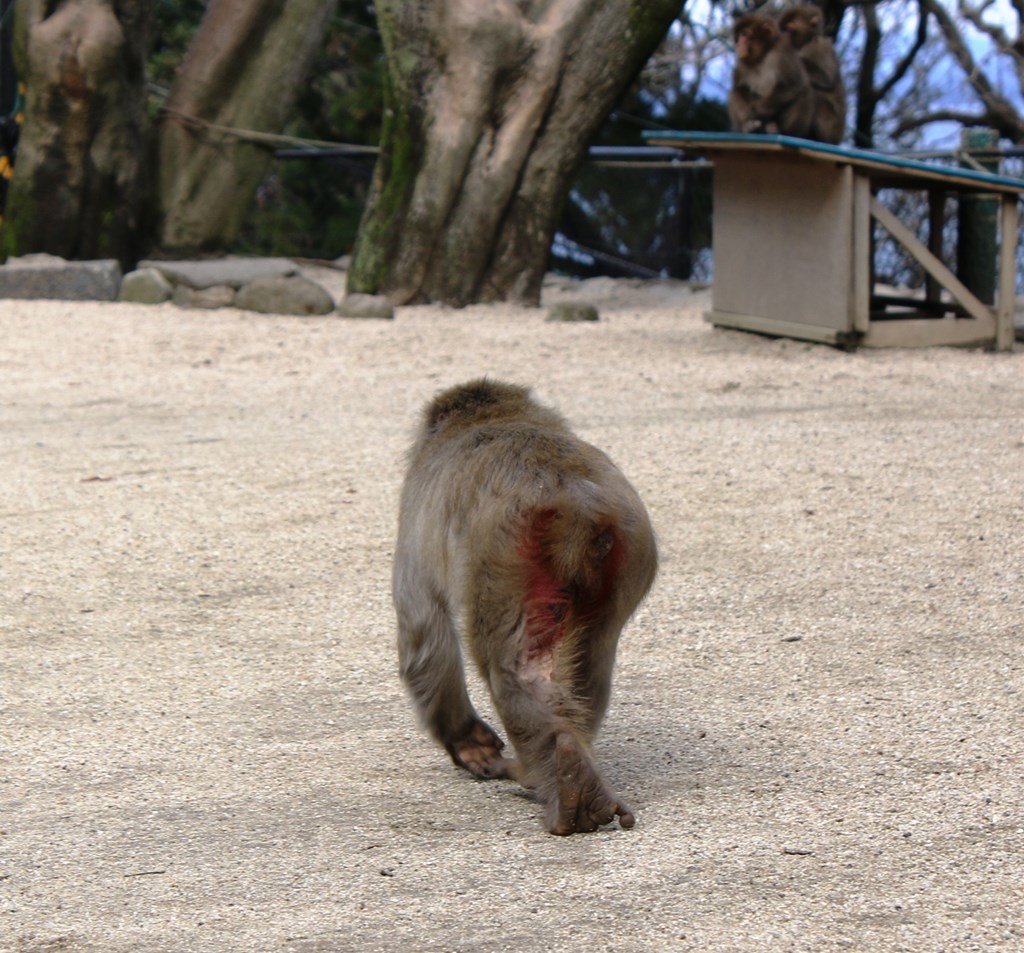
[336,293,395,319]
[0,254,121,300]
[120,268,173,304]
[172,284,237,310]
[547,301,600,322]
[137,256,300,290]
[233,275,336,316]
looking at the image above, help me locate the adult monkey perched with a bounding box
[393,380,657,835]
[728,13,815,138]
[779,3,847,144]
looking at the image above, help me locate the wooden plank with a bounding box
[851,173,871,334]
[643,131,1024,195]
[704,310,854,347]
[871,294,964,316]
[861,319,997,349]
[996,196,1020,352]
[803,149,1022,194]
[869,197,995,331]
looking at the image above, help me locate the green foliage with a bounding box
[558,84,729,280]
[236,1,385,257]
[301,4,385,148]
[236,158,373,258]
[148,0,205,103]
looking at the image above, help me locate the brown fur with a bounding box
[779,4,846,144]
[393,379,657,834]
[728,13,814,138]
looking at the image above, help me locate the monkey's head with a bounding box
[424,379,532,435]
[734,13,780,64]
[779,4,824,48]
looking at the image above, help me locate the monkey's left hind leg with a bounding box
[396,599,517,780]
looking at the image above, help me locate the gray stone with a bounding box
[546,301,600,323]
[137,256,299,290]
[0,254,122,301]
[119,268,173,304]
[234,275,335,316]
[5,253,65,267]
[172,284,237,310]
[336,293,395,320]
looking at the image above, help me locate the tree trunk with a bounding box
[348,0,678,307]
[155,0,334,256]
[2,0,149,265]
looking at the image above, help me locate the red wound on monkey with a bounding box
[518,508,627,664]
[519,508,573,662]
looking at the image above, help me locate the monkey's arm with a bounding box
[802,42,842,90]
[755,52,812,117]
[728,86,765,133]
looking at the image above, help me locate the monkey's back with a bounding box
[394,381,656,659]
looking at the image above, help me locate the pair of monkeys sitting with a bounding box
[729,3,846,144]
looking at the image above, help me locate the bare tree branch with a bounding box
[922,0,1024,140]
[958,0,1024,88]
[854,0,929,147]
[958,0,1021,53]
[893,107,991,134]
[877,3,930,100]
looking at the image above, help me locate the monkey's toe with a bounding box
[450,719,518,780]
[547,732,635,835]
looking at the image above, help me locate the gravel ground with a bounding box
[2,269,1023,952]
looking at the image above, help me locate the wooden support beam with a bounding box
[869,196,995,331]
[996,196,1020,351]
[851,174,871,334]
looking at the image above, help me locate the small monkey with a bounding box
[393,379,657,835]
[728,12,814,138]
[779,4,846,144]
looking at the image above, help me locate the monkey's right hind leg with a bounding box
[397,602,517,781]
[548,732,635,835]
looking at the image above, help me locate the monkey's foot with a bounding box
[545,732,635,835]
[447,718,519,781]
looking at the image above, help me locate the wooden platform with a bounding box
[643,132,1024,350]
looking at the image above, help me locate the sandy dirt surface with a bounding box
[2,268,1023,952]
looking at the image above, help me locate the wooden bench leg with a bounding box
[997,196,1020,352]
